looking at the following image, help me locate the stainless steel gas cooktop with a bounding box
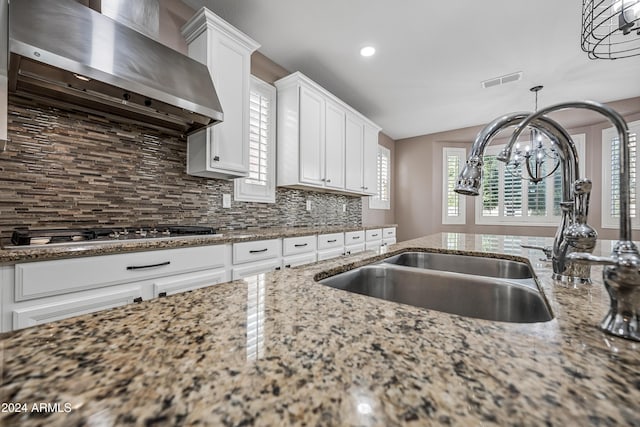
[7,225,219,248]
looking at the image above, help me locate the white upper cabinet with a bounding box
[324,100,346,190]
[299,86,325,186]
[363,122,380,195]
[275,72,380,196]
[182,9,260,179]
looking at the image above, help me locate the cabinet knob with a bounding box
[321,178,326,182]
[326,179,331,183]
[213,155,220,161]
[133,297,143,303]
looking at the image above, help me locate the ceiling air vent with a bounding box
[481,71,523,89]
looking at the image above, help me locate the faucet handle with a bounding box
[521,244,552,261]
[566,252,617,266]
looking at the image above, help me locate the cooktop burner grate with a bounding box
[9,225,218,246]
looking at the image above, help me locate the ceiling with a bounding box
[182,0,640,140]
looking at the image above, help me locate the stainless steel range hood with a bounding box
[7,0,223,135]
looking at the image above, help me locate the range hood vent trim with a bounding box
[8,0,223,135]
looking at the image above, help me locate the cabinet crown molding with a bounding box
[181,7,261,52]
[275,71,381,131]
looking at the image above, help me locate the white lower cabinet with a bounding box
[232,258,281,280]
[344,243,366,255]
[232,239,282,280]
[153,268,227,297]
[283,252,317,268]
[382,227,397,247]
[317,247,345,261]
[365,228,383,251]
[2,244,231,332]
[282,235,317,268]
[317,232,345,261]
[344,231,365,255]
[12,285,143,330]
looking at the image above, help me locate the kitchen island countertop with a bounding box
[0,233,638,426]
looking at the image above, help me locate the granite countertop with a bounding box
[0,224,397,264]
[1,233,638,426]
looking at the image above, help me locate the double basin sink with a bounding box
[318,251,553,323]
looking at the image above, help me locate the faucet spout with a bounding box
[455,110,595,283]
[455,112,579,205]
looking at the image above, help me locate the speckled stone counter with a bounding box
[0,224,397,264]
[0,233,638,426]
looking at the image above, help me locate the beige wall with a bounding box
[395,97,640,242]
[362,132,396,226]
[157,0,195,54]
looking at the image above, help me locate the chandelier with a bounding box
[506,86,560,183]
[581,0,640,59]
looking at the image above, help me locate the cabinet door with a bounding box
[12,286,142,330]
[324,101,345,189]
[299,86,325,186]
[363,123,379,195]
[345,113,364,192]
[282,252,317,268]
[153,269,227,298]
[232,259,282,280]
[209,39,249,174]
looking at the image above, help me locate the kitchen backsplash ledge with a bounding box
[0,95,362,238]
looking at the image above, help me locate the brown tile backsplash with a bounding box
[0,95,362,238]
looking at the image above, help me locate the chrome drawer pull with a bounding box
[371,234,379,237]
[294,243,308,247]
[249,248,268,253]
[352,236,361,240]
[126,261,170,270]
[327,239,337,243]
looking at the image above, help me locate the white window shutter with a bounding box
[442,147,466,224]
[234,77,276,203]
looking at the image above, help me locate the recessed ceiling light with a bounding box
[360,46,376,57]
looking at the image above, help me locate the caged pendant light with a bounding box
[581,0,640,59]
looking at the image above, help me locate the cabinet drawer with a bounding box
[282,235,317,256]
[344,243,365,255]
[365,229,382,241]
[153,268,227,298]
[383,227,396,238]
[317,233,344,250]
[344,230,365,245]
[233,239,281,264]
[283,252,317,268]
[15,245,226,301]
[232,259,282,280]
[13,285,142,330]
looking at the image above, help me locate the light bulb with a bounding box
[360,46,376,57]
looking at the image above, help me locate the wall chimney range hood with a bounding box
[7,0,223,135]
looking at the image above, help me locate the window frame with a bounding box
[442,147,467,225]
[369,145,391,210]
[234,76,277,204]
[602,120,640,229]
[474,134,586,226]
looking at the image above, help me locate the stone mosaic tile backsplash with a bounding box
[0,95,362,238]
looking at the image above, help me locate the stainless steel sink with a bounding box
[318,255,552,323]
[382,251,533,279]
